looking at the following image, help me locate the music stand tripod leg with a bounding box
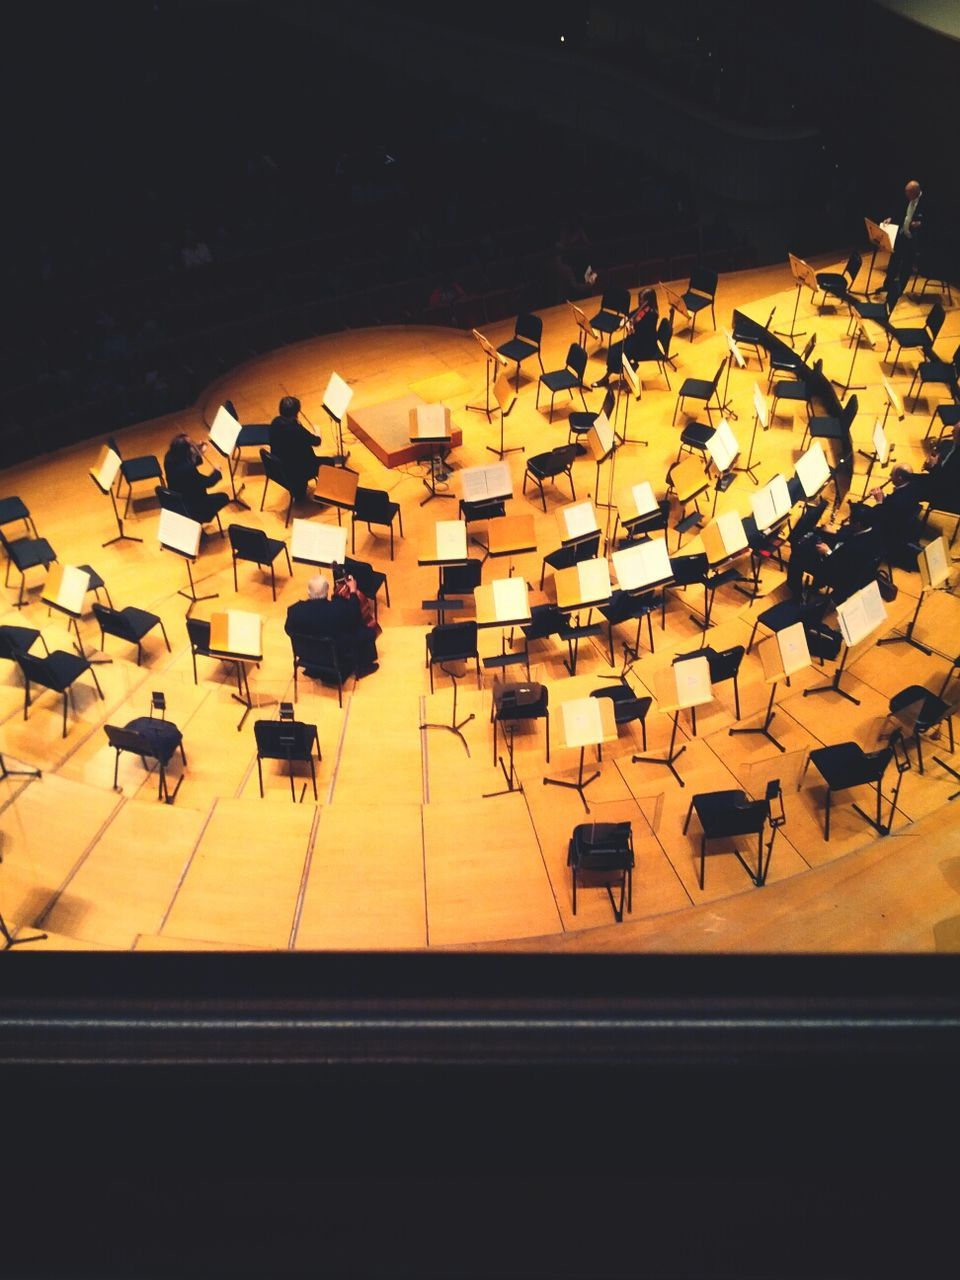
[543,746,600,814]
[485,722,523,797]
[420,666,474,756]
[802,649,860,705]
[774,282,807,342]
[876,591,932,656]
[103,488,143,547]
[467,354,496,420]
[0,911,47,950]
[225,454,251,511]
[632,711,687,787]
[728,683,786,751]
[179,559,219,613]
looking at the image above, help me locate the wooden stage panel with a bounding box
[347,393,464,468]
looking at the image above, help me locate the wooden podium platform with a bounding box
[347,393,464,468]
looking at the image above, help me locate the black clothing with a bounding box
[284,595,375,671]
[163,447,229,524]
[269,414,321,500]
[883,190,925,294]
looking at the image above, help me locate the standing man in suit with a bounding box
[883,179,924,295]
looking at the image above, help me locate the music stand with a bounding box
[555,557,612,675]
[794,441,832,508]
[612,482,663,550]
[543,695,617,813]
[419,661,475,757]
[733,382,767,487]
[568,301,600,355]
[209,609,265,730]
[475,575,532,682]
[90,445,142,546]
[460,460,513,524]
[207,404,249,510]
[616,352,649,448]
[776,253,816,341]
[418,519,470,617]
[879,375,905,438]
[719,329,745,420]
[736,473,792,601]
[633,655,712,788]
[804,580,887,706]
[832,318,869,397]
[0,907,46,951]
[321,371,354,465]
[700,511,750,627]
[312,464,359,527]
[610,537,673,661]
[658,283,691,338]
[410,404,455,506]
[485,679,541,798]
[289,519,348,580]
[877,534,950,657]
[158,508,214,613]
[730,622,810,752]
[857,417,892,499]
[864,217,897,295]
[487,514,537,579]
[705,417,740,502]
[466,329,508,420]
[41,564,111,666]
[587,408,617,510]
[488,373,521,458]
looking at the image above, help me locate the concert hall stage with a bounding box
[347,392,464,468]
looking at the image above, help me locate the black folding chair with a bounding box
[568,821,634,921]
[92,602,170,666]
[228,523,291,600]
[254,718,321,801]
[683,779,785,889]
[16,648,104,737]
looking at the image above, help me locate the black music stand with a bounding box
[633,658,712,788]
[90,459,142,547]
[466,329,505,420]
[158,509,217,614]
[718,331,744,420]
[733,385,767,486]
[831,320,868,397]
[775,253,814,342]
[207,405,250,510]
[543,696,616,814]
[320,372,354,466]
[420,661,474,756]
[0,909,46,950]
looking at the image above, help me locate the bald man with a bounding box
[882,179,924,295]
[285,574,366,674]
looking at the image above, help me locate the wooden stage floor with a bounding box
[2,258,959,952]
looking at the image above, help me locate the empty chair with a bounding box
[92,602,170,666]
[804,733,909,840]
[105,716,186,803]
[107,434,164,519]
[520,603,565,674]
[813,250,861,310]
[885,299,945,374]
[290,632,355,707]
[254,718,321,801]
[766,332,817,392]
[185,617,215,685]
[567,387,616,449]
[496,312,545,387]
[666,457,710,549]
[800,391,857,452]
[847,282,902,335]
[887,658,960,774]
[536,343,589,422]
[540,531,601,590]
[591,683,652,753]
[906,341,960,412]
[599,590,661,663]
[746,596,828,655]
[491,679,549,764]
[258,448,297,526]
[523,444,578,511]
[588,287,631,349]
[672,359,725,426]
[0,496,38,540]
[425,621,480,692]
[228,523,291,601]
[568,821,634,922]
[683,779,784,889]
[732,305,775,369]
[0,527,56,608]
[680,266,718,338]
[352,486,403,560]
[15,647,104,737]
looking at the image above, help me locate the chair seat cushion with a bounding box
[683,294,712,314]
[10,538,55,570]
[773,380,809,400]
[121,456,163,483]
[691,789,748,825]
[568,412,597,434]
[527,453,568,479]
[808,742,868,786]
[757,600,806,630]
[889,685,948,731]
[591,312,623,334]
[237,424,271,448]
[0,497,31,525]
[43,650,91,688]
[678,377,714,399]
[0,624,40,654]
[889,327,925,346]
[120,606,160,638]
[918,361,952,382]
[815,272,846,293]
[935,403,960,425]
[77,564,105,590]
[498,338,537,363]
[124,715,183,765]
[591,686,652,724]
[808,417,845,439]
[681,423,715,449]
[541,371,578,392]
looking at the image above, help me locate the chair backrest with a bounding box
[104,723,164,761]
[259,448,294,495]
[656,316,673,357]
[711,359,726,390]
[106,435,124,461]
[799,333,817,365]
[601,288,631,317]
[566,343,588,380]
[841,395,859,429]
[522,604,565,640]
[705,644,744,682]
[223,400,240,422]
[15,649,58,689]
[91,602,131,641]
[354,486,393,522]
[253,719,317,761]
[516,313,543,346]
[342,556,382,597]
[573,531,602,563]
[441,559,483,595]
[670,552,708,585]
[703,791,768,839]
[927,300,946,343]
[791,499,828,544]
[843,251,862,285]
[568,821,634,869]
[229,523,268,559]
[155,486,189,517]
[0,626,34,660]
[289,631,343,673]
[885,283,903,315]
[688,266,718,299]
[428,621,478,661]
[186,617,211,652]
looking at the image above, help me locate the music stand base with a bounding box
[485,729,523,797]
[803,681,860,706]
[543,770,600,814]
[420,715,474,757]
[632,745,687,788]
[733,461,761,486]
[876,631,933,657]
[729,717,786,753]
[932,756,960,801]
[486,444,523,458]
[103,532,143,547]
[0,913,47,950]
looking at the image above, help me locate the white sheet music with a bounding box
[751,473,790,531]
[589,412,615,460]
[776,621,810,677]
[460,461,512,503]
[435,520,468,561]
[557,500,599,542]
[576,557,612,602]
[491,576,529,621]
[612,538,671,590]
[290,518,347,565]
[795,441,830,498]
[410,403,450,440]
[882,376,904,421]
[211,609,262,659]
[707,418,739,472]
[722,328,746,368]
[872,418,889,466]
[920,536,950,589]
[42,564,90,616]
[158,508,201,558]
[836,580,887,647]
[209,404,242,456]
[619,481,658,521]
[560,697,604,749]
[879,220,898,250]
[753,382,769,429]
[673,655,711,709]
[90,446,121,493]
[714,510,748,557]
[322,371,353,421]
[621,353,640,397]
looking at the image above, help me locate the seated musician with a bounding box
[284,575,377,677]
[787,505,881,599]
[594,289,660,389]
[163,433,229,524]
[269,395,325,501]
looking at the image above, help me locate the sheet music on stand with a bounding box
[410,404,452,441]
[208,404,242,457]
[787,252,818,293]
[701,511,748,564]
[707,418,739,473]
[568,302,599,344]
[621,351,641,398]
[434,520,469,562]
[556,500,599,543]
[158,508,202,558]
[617,481,658,524]
[919,535,950,590]
[657,282,689,318]
[41,564,90,617]
[322,372,354,424]
[559,696,616,750]
[872,418,890,466]
[612,537,672,590]
[795,441,830,499]
[587,410,616,462]
[555,557,612,609]
[290,518,348,567]
[471,329,507,367]
[767,620,811,678]
[209,609,264,660]
[882,376,904,422]
[475,576,532,627]
[668,655,712,710]
[836,580,887,648]
[722,328,746,368]
[89,445,122,494]
[752,382,769,430]
[751,473,791,532]
[460,461,513,504]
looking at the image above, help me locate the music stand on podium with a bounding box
[90,445,141,546]
[321,371,354,466]
[312,464,359,527]
[411,404,455,506]
[877,534,951,656]
[544,695,617,813]
[555,557,612,675]
[633,655,712,787]
[719,329,746,420]
[804,580,887,705]
[158,509,214,613]
[208,609,265,730]
[207,404,249,509]
[730,622,810,752]
[466,329,508,420]
[776,253,817,341]
[864,217,898,295]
